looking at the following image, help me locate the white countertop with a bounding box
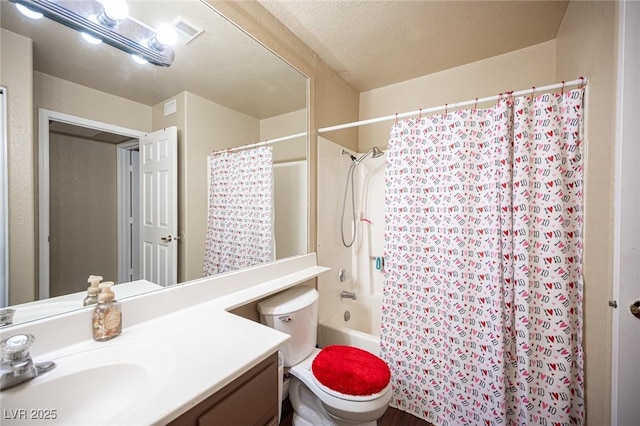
[8,280,163,325]
[0,254,330,425]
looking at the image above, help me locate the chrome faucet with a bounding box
[340,291,357,300]
[1,334,56,391]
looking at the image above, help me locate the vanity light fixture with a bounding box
[10,0,176,67]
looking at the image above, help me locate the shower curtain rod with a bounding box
[317,77,587,134]
[210,131,307,155]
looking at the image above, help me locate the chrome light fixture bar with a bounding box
[10,0,175,66]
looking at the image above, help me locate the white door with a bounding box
[140,127,178,287]
[613,2,640,424]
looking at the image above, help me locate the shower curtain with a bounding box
[380,89,584,425]
[203,146,274,276]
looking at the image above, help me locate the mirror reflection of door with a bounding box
[139,127,178,287]
[44,113,178,298]
[48,121,137,297]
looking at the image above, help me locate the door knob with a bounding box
[161,235,180,242]
[631,301,640,319]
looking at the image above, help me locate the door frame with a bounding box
[116,141,140,284]
[611,0,640,423]
[38,109,145,299]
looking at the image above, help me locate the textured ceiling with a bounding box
[258,0,570,92]
[2,0,570,117]
[1,0,307,119]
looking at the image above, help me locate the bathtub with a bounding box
[318,318,380,356]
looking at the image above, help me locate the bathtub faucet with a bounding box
[340,291,357,300]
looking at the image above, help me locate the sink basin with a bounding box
[0,343,174,425]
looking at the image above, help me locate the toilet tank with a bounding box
[258,286,318,367]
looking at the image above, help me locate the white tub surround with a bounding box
[317,137,384,351]
[0,254,329,425]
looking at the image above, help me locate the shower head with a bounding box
[354,146,385,165]
[371,146,384,158]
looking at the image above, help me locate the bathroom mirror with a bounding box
[0,0,308,326]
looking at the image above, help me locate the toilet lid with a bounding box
[311,345,391,396]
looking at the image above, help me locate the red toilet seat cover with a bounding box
[311,345,391,396]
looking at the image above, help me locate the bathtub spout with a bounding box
[340,291,357,300]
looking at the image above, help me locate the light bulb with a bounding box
[81,15,102,45]
[81,32,102,45]
[96,0,128,27]
[155,24,177,47]
[131,54,148,65]
[101,0,129,21]
[16,4,43,20]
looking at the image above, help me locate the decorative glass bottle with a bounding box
[92,282,122,341]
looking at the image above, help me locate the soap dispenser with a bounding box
[92,282,122,341]
[83,275,103,306]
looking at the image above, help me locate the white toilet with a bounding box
[258,286,392,426]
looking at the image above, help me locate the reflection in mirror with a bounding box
[0,0,308,327]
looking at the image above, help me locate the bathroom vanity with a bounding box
[168,352,279,426]
[0,254,328,425]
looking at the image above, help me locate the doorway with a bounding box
[38,109,145,299]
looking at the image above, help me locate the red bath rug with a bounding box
[311,345,390,396]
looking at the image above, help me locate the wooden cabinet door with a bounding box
[169,353,279,426]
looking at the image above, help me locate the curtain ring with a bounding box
[418,108,422,120]
[395,113,398,124]
[474,97,478,112]
[579,76,585,88]
[561,80,565,95]
[444,103,448,116]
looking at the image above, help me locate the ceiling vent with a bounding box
[171,18,204,45]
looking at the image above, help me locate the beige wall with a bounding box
[260,109,307,163]
[556,2,617,424]
[48,133,117,296]
[358,40,557,151]
[153,91,260,282]
[1,29,35,305]
[34,72,152,132]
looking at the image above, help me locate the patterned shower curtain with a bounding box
[380,89,584,425]
[203,146,274,276]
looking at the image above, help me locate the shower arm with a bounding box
[354,146,384,165]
